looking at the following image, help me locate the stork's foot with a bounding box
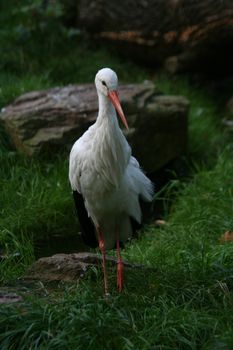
[117,261,124,292]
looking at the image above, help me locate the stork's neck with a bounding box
[96,93,117,127]
[94,91,131,188]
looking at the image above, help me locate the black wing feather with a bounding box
[72,191,98,248]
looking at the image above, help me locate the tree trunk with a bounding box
[78,0,233,73]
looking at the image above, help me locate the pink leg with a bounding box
[97,227,109,295]
[116,231,124,292]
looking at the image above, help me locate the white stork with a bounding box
[69,68,154,294]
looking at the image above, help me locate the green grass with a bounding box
[0,151,75,281]
[0,1,233,349]
[0,153,233,349]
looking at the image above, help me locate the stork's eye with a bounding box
[102,80,107,86]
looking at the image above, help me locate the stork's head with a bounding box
[95,68,129,129]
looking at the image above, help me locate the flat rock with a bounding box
[23,252,148,282]
[0,83,189,172]
[0,289,23,304]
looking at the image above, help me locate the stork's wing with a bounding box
[69,140,83,193]
[72,190,98,248]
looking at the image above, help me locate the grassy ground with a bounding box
[0,2,233,349]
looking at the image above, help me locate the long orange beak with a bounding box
[108,90,129,130]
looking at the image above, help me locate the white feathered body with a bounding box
[69,88,153,250]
